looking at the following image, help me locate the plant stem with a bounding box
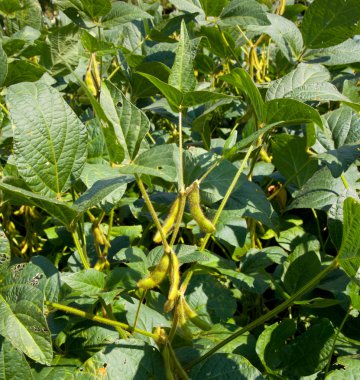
[136,175,171,253]
[324,306,351,375]
[72,231,90,269]
[46,301,159,340]
[178,109,185,193]
[133,290,146,330]
[167,342,190,380]
[99,298,128,339]
[200,145,255,251]
[185,259,339,369]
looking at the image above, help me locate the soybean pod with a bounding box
[183,298,212,331]
[137,252,170,290]
[153,197,180,244]
[164,250,180,312]
[188,181,215,234]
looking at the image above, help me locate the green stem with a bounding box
[340,173,349,189]
[312,208,325,253]
[200,145,255,251]
[178,110,185,193]
[185,259,339,370]
[324,306,351,375]
[72,231,90,269]
[98,298,128,339]
[133,290,146,331]
[167,342,190,380]
[136,175,171,253]
[46,301,159,340]
[0,102,10,117]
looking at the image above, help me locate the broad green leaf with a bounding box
[326,356,360,379]
[31,356,85,379]
[281,236,321,294]
[265,98,323,130]
[271,134,319,188]
[47,23,80,76]
[304,38,360,66]
[4,60,46,86]
[100,2,152,28]
[0,182,78,228]
[74,175,134,215]
[118,143,178,182]
[81,339,165,378]
[80,29,114,53]
[219,0,270,27]
[301,0,360,49]
[248,14,303,62]
[7,82,87,198]
[182,90,234,108]
[256,319,335,377]
[0,44,7,86]
[62,269,106,296]
[256,319,296,375]
[102,81,150,160]
[199,0,228,17]
[137,72,183,111]
[221,68,265,121]
[168,0,203,15]
[72,0,111,20]
[0,263,52,365]
[0,229,10,274]
[328,189,360,250]
[289,165,359,211]
[338,197,360,284]
[191,353,265,380]
[266,64,330,101]
[168,20,196,93]
[0,337,33,379]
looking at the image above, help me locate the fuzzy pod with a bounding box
[153,197,181,243]
[188,181,215,233]
[137,253,170,290]
[164,251,180,312]
[176,297,188,327]
[183,298,212,331]
[162,345,175,380]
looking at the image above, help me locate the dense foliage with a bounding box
[0,0,359,378]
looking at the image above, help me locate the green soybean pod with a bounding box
[188,181,215,233]
[137,253,170,290]
[153,197,180,244]
[164,250,180,312]
[183,298,212,331]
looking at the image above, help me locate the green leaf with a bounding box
[0,229,10,274]
[219,0,270,27]
[271,134,319,188]
[266,63,330,101]
[62,269,106,296]
[338,197,360,284]
[182,90,234,108]
[304,38,360,66]
[221,68,265,121]
[248,14,303,62]
[75,0,111,20]
[0,43,7,86]
[301,0,360,49]
[102,81,150,160]
[199,0,228,17]
[0,337,33,379]
[265,98,323,130]
[100,2,152,28]
[0,182,78,228]
[81,339,165,378]
[137,72,183,111]
[6,82,87,198]
[118,143,178,182]
[326,356,360,379]
[191,353,265,379]
[47,23,80,76]
[0,263,52,365]
[74,175,134,214]
[168,20,196,93]
[4,60,46,86]
[289,166,359,211]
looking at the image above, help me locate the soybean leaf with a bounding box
[191,353,265,380]
[271,134,319,188]
[118,143,178,182]
[100,2,152,28]
[338,197,360,285]
[0,337,34,379]
[0,43,7,86]
[62,269,106,297]
[266,64,330,101]
[0,263,52,365]
[0,182,78,228]
[248,14,303,63]
[199,0,228,17]
[4,60,46,86]
[0,229,10,274]
[221,68,265,121]
[168,20,196,93]
[6,81,87,198]
[326,356,360,379]
[65,0,111,21]
[301,0,360,49]
[219,0,270,27]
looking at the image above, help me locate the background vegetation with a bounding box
[0,0,359,378]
